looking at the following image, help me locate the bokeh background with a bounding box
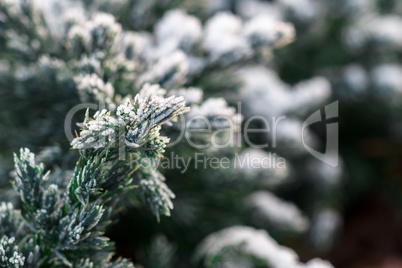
[2,0,402,267]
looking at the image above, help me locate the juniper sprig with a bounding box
[1,89,188,267]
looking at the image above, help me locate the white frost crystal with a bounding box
[342,64,368,96]
[188,98,242,130]
[67,12,122,54]
[75,73,115,109]
[189,98,234,118]
[71,84,189,150]
[89,12,122,50]
[234,148,289,187]
[305,259,335,268]
[243,14,295,48]
[243,191,309,233]
[240,66,330,120]
[344,15,402,52]
[236,0,283,20]
[371,64,402,101]
[169,87,203,105]
[204,12,251,64]
[278,0,318,23]
[290,77,332,115]
[37,0,84,37]
[204,11,294,64]
[0,236,25,267]
[67,24,91,53]
[140,50,189,89]
[155,10,202,54]
[139,171,175,220]
[196,226,299,268]
[121,31,154,61]
[239,66,291,118]
[196,226,333,268]
[0,202,14,212]
[63,5,87,28]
